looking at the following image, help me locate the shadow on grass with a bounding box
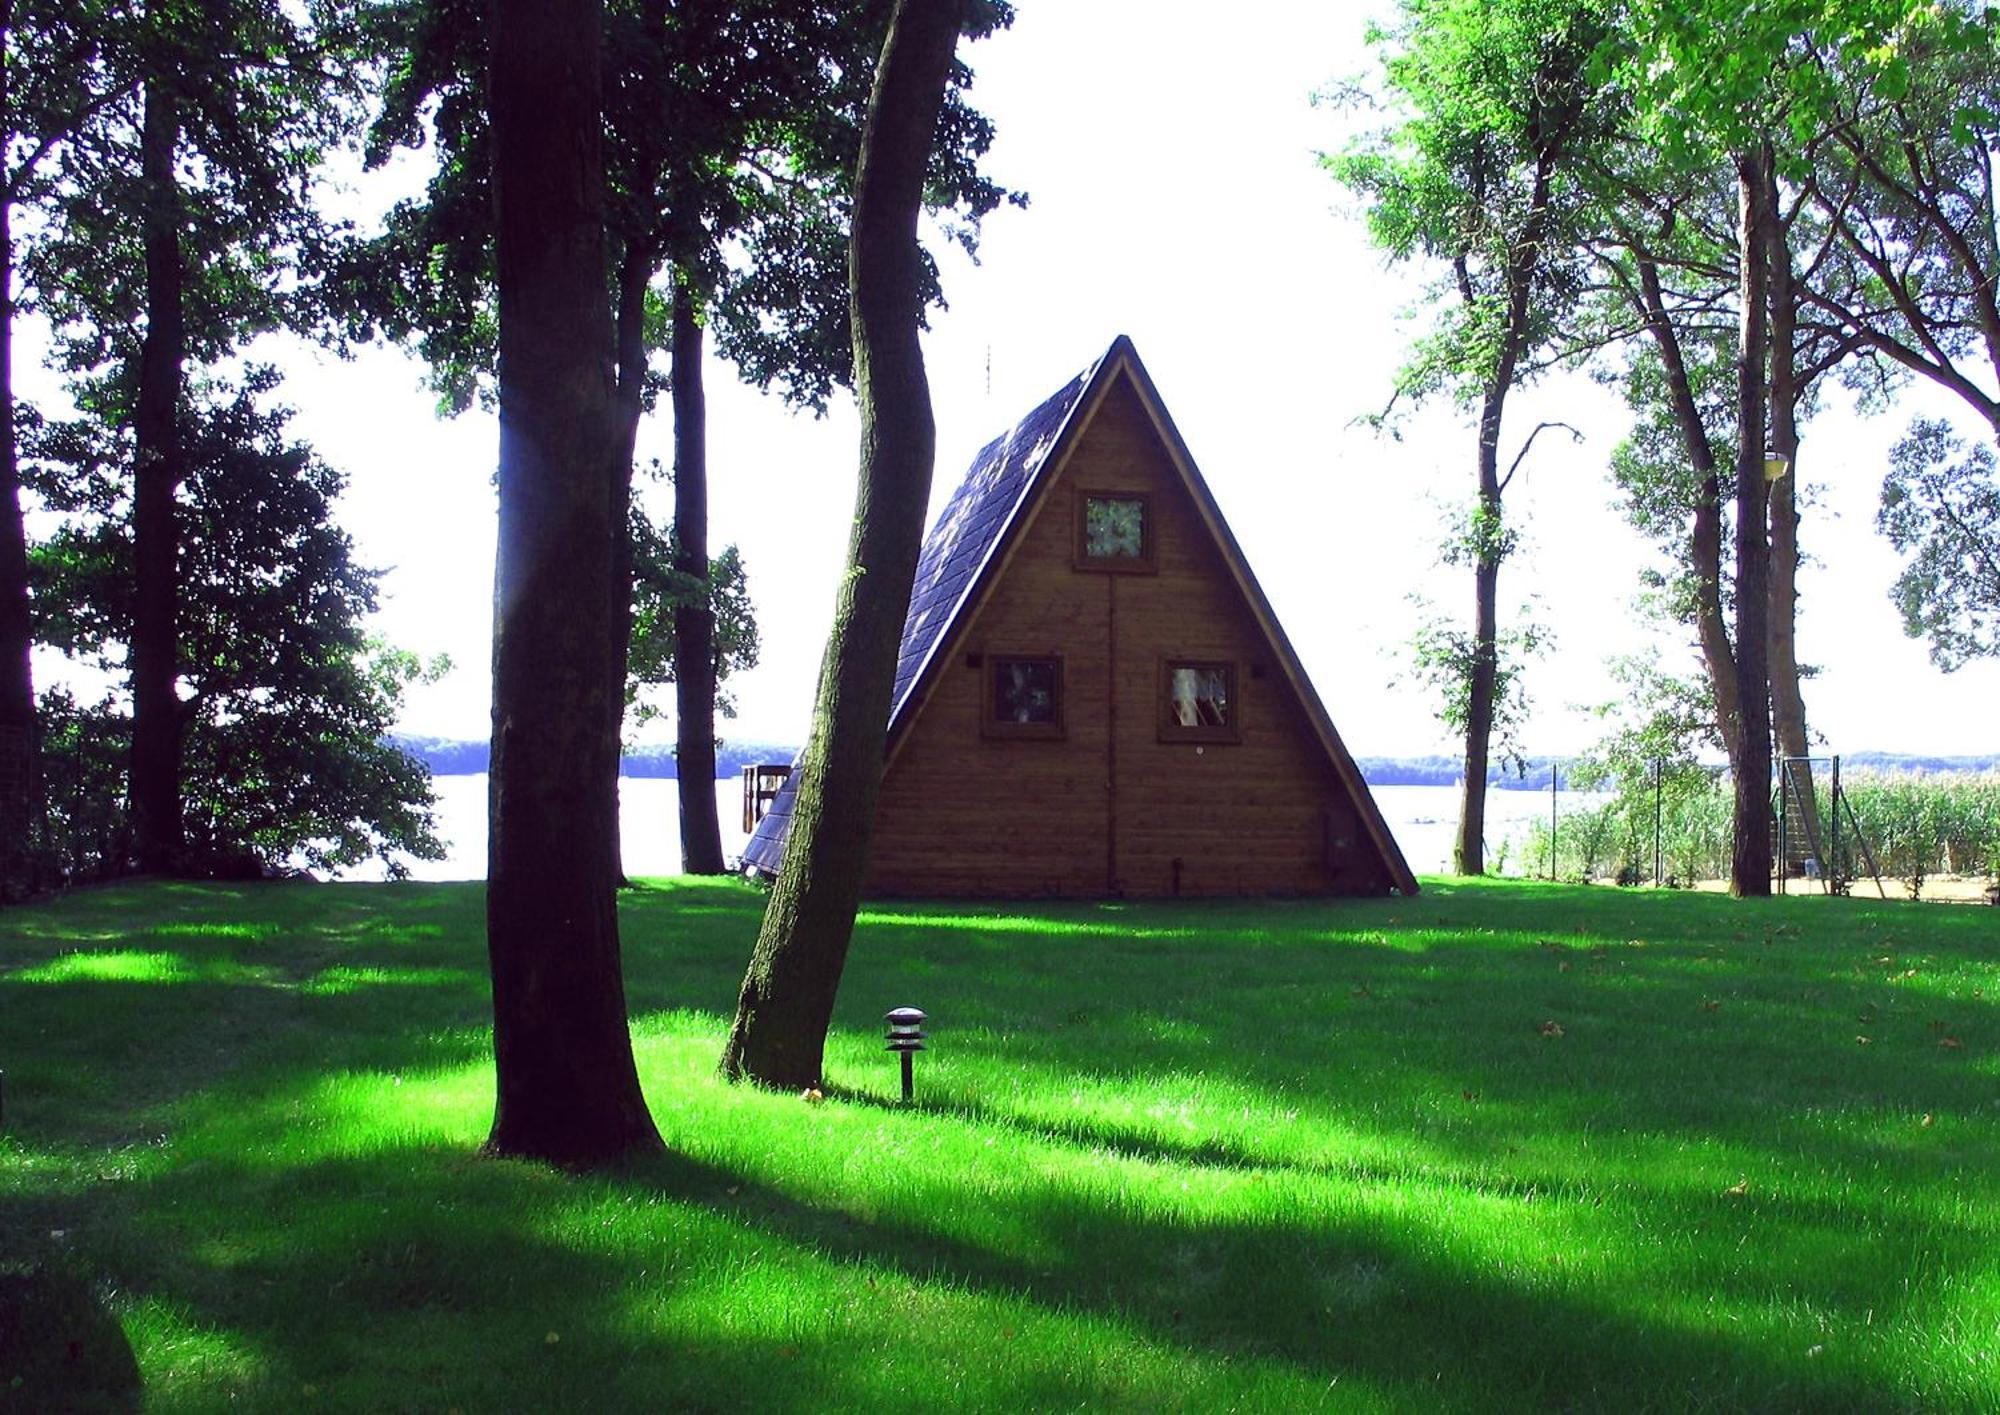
[3,876,1995,1408]
[79,1131,1917,1411]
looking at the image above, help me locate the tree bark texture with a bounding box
[1636,255,1741,765]
[0,129,37,898]
[1453,407,1501,877]
[671,282,725,874]
[129,78,186,875]
[1762,175,1820,855]
[485,0,662,1166]
[1730,148,1775,898]
[719,0,964,1090]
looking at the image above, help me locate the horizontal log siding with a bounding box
[869,373,1388,897]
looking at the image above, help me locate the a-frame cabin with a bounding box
[745,336,1417,898]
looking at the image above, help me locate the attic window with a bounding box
[984,655,1064,739]
[1076,492,1154,571]
[1160,660,1239,743]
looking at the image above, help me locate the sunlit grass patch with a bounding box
[12,950,226,985]
[3,876,1998,1409]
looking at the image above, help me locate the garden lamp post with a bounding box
[885,1007,926,1103]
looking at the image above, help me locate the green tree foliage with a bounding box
[1331,0,1617,874]
[626,504,760,725]
[18,0,370,873]
[1880,416,2000,668]
[26,371,443,878]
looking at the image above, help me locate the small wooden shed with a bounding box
[744,335,1416,898]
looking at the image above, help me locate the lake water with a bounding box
[371,775,1589,882]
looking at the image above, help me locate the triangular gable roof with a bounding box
[745,335,1417,896]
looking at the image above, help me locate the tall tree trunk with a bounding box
[1449,128,1565,878]
[1763,178,1820,857]
[484,0,662,1167]
[1635,254,1741,762]
[0,43,37,897]
[129,78,185,875]
[720,0,964,1090]
[1730,148,1775,898]
[1454,390,1503,876]
[671,281,724,874]
[607,240,651,890]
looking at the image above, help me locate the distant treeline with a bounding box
[396,738,1999,785]
[392,735,799,780]
[1356,752,2000,791]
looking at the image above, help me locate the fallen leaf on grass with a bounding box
[1539,1020,1565,1038]
[801,1087,824,1104]
[1724,1179,1749,1197]
[1939,1036,1963,1050]
[1856,1035,1873,1045]
[1921,1114,1935,1128]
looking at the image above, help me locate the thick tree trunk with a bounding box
[720,0,964,1090]
[671,282,725,874]
[0,155,37,899]
[1763,183,1819,857]
[1635,255,1740,762]
[129,79,185,875]
[1730,149,1775,898]
[484,0,662,1167]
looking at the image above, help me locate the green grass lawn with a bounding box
[3,877,1996,1411]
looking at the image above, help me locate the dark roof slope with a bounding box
[890,351,1107,722]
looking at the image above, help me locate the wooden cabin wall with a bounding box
[867,372,1395,898]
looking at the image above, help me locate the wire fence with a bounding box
[1513,758,2000,892]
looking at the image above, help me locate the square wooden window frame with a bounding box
[1073,489,1157,573]
[982,652,1066,740]
[1158,658,1242,743]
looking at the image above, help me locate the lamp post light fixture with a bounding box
[1763,450,1792,483]
[884,1006,927,1103]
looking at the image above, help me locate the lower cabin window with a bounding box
[1160,660,1240,742]
[984,654,1064,738]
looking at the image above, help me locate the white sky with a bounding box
[32,2,2000,762]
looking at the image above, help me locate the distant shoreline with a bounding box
[391,736,1997,788]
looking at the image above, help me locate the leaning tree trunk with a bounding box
[1635,254,1741,763]
[129,78,186,875]
[484,0,662,1167]
[720,0,965,1090]
[670,281,725,875]
[1764,187,1820,858]
[1729,147,1776,898]
[0,155,37,899]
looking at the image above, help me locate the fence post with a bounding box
[1653,757,1663,886]
[1549,763,1559,882]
